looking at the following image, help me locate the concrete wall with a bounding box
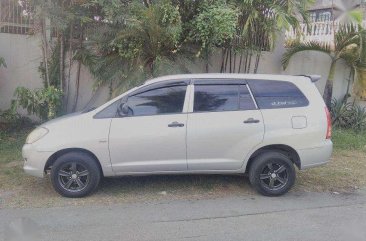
[0,33,110,118]
[0,33,43,115]
[0,32,363,119]
[282,51,351,100]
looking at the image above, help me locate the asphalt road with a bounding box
[1,190,366,241]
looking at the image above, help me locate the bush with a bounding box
[11,86,63,121]
[331,98,366,131]
[0,109,34,133]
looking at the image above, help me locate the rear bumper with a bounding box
[22,144,54,178]
[298,140,333,169]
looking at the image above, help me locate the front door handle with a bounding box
[243,118,260,124]
[168,121,185,127]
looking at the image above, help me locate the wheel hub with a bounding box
[260,162,289,191]
[71,174,77,179]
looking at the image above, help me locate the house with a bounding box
[308,0,365,22]
[286,0,366,44]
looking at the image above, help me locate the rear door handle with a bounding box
[168,121,185,127]
[243,118,260,124]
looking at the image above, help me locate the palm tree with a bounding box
[353,30,366,101]
[220,0,313,74]
[79,1,189,97]
[282,25,365,108]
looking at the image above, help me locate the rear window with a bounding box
[247,79,309,109]
[193,84,256,112]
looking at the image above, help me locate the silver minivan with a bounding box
[23,74,333,197]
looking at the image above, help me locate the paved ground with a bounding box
[1,190,366,241]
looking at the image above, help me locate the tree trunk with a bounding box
[220,48,226,73]
[66,25,74,112]
[238,52,243,73]
[41,18,50,87]
[229,50,232,73]
[72,59,82,112]
[323,60,336,109]
[60,34,64,91]
[343,68,353,104]
[71,31,83,112]
[224,49,229,73]
[254,52,261,74]
[205,49,209,73]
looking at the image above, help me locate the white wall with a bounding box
[282,51,351,100]
[0,33,43,115]
[0,32,363,119]
[0,33,110,119]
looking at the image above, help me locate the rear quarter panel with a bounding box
[244,76,329,166]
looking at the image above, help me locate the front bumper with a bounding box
[298,139,333,169]
[22,144,54,178]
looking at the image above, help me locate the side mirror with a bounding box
[121,103,129,115]
[117,102,130,117]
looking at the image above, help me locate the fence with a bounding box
[0,0,34,35]
[286,20,366,45]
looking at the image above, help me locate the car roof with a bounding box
[143,73,312,85]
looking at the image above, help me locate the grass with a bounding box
[332,128,366,151]
[0,127,365,208]
[0,128,29,164]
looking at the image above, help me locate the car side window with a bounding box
[119,85,187,117]
[247,79,309,109]
[193,84,256,112]
[239,85,256,110]
[94,98,123,119]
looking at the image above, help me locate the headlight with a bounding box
[26,127,49,144]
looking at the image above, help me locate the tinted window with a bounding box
[94,99,122,118]
[194,85,255,112]
[248,80,309,109]
[122,86,187,117]
[239,85,256,110]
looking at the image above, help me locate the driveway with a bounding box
[1,190,366,241]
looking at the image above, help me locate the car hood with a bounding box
[40,112,83,127]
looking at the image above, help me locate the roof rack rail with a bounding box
[296,75,321,83]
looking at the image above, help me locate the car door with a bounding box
[108,81,189,174]
[187,80,264,171]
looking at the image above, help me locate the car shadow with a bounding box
[96,174,253,196]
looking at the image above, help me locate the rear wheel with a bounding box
[249,151,295,196]
[50,152,101,198]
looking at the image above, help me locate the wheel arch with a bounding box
[44,148,104,176]
[245,144,301,173]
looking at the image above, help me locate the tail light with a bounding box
[325,107,332,139]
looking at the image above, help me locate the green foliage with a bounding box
[282,41,332,69]
[331,98,366,131]
[11,86,63,120]
[189,2,238,56]
[20,0,313,103]
[38,41,63,88]
[78,0,189,96]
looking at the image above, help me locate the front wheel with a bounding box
[50,152,101,198]
[249,151,296,196]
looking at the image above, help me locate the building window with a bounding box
[309,10,332,22]
[0,0,34,35]
[319,11,331,22]
[310,12,317,22]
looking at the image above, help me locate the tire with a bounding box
[249,151,296,196]
[50,152,101,198]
